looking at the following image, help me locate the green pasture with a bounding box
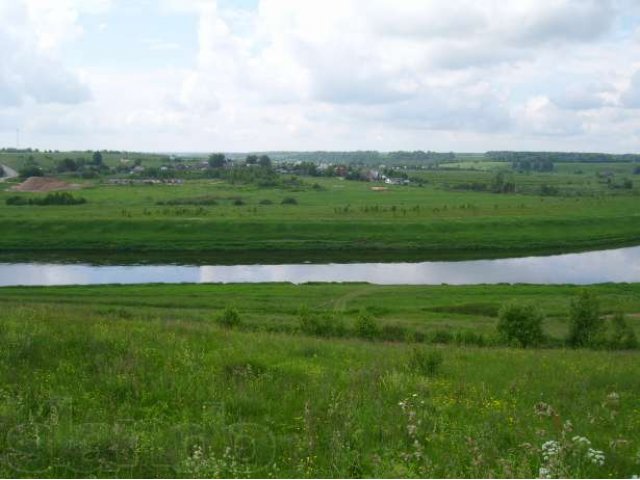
[0,283,638,477]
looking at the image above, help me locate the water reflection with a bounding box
[1,246,639,287]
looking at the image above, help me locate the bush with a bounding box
[298,307,346,337]
[354,310,379,340]
[607,312,638,350]
[259,199,273,205]
[567,290,604,347]
[5,192,87,206]
[232,198,245,206]
[406,348,443,376]
[18,165,43,178]
[497,302,545,347]
[281,197,298,205]
[216,306,241,329]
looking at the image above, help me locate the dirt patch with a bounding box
[11,177,80,193]
[370,186,388,191]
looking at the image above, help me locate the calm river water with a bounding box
[1,246,639,286]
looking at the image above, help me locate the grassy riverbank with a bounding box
[1,175,639,259]
[0,283,639,477]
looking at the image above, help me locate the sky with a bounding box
[1,0,640,153]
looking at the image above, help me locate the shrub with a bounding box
[406,348,443,376]
[6,192,87,206]
[567,290,604,347]
[298,307,346,337]
[281,197,298,205]
[607,312,638,349]
[18,165,43,178]
[259,199,273,205]
[497,302,545,347]
[354,310,379,340]
[232,198,245,206]
[216,306,241,329]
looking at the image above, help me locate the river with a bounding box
[0,245,639,286]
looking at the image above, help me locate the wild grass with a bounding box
[0,289,638,478]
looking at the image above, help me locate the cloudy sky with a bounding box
[1,0,640,152]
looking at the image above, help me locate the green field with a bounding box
[1,155,639,259]
[0,283,639,478]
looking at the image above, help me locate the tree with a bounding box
[245,154,258,165]
[19,165,43,179]
[92,151,103,166]
[497,302,544,347]
[259,154,272,168]
[208,153,226,168]
[568,290,604,347]
[57,158,78,173]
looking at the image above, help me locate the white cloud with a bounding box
[3,0,640,151]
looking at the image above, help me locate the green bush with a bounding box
[281,197,298,205]
[607,312,638,350]
[6,192,87,206]
[497,302,545,347]
[567,290,604,347]
[259,199,273,205]
[298,307,346,337]
[406,348,444,376]
[354,310,379,340]
[216,306,241,329]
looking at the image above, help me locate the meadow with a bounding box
[1,154,639,260]
[0,283,639,478]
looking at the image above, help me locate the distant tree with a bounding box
[57,158,78,173]
[245,154,258,165]
[259,155,272,168]
[0,165,4,177]
[208,153,226,168]
[92,151,103,166]
[568,290,604,347]
[18,165,43,179]
[497,302,544,347]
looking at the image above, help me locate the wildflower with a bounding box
[571,436,591,447]
[586,448,605,466]
[539,466,551,478]
[541,440,561,461]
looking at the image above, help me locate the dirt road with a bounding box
[0,164,18,182]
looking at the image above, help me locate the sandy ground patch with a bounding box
[10,177,81,193]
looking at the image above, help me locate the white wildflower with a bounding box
[586,447,605,466]
[571,435,591,447]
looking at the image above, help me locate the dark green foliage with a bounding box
[568,290,604,347]
[18,165,43,178]
[216,306,241,329]
[258,155,272,168]
[208,153,226,168]
[259,199,273,205]
[6,192,87,206]
[354,310,379,340]
[608,313,638,349]
[281,197,298,205]
[492,172,516,193]
[497,302,545,347]
[232,198,246,206]
[406,347,444,376]
[56,158,79,172]
[92,151,103,166]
